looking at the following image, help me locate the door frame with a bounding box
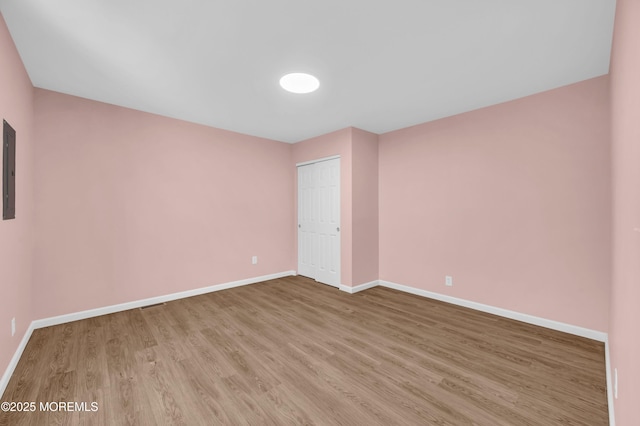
[296,155,340,168]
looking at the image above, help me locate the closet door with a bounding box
[297,158,341,287]
[297,163,317,279]
[314,158,340,286]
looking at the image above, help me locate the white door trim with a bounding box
[296,155,340,168]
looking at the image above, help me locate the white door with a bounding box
[297,158,341,287]
[297,164,317,279]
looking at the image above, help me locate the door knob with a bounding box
[336,227,340,232]
[298,224,301,228]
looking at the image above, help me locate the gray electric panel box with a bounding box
[3,120,16,220]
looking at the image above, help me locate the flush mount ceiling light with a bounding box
[279,73,320,94]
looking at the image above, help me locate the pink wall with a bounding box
[379,76,611,332]
[33,89,295,319]
[351,128,379,285]
[291,128,353,286]
[609,0,640,422]
[0,13,35,387]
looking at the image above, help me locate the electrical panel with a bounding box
[3,120,16,220]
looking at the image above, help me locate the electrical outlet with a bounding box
[445,276,453,286]
[252,256,258,265]
[614,368,618,399]
[11,317,15,337]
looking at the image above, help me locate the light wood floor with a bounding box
[1,276,609,425]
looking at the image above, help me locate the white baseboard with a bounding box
[1,270,295,398]
[0,322,35,399]
[377,280,608,342]
[340,280,379,294]
[32,271,296,329]
[604,337,616,426]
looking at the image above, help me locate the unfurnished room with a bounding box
[0,0,638,425]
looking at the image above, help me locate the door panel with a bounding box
[298,158,340,287]
[297,165,317,279]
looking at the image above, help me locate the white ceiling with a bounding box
[0,0,616,143]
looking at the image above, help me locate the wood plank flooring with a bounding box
[0,276,609,425]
